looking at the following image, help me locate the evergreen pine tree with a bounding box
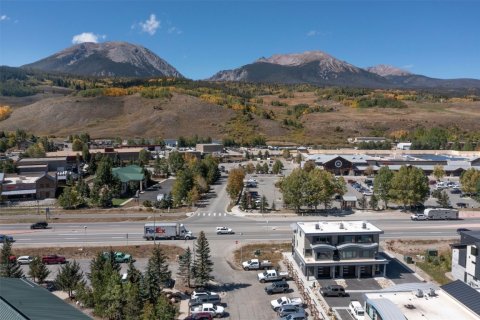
[28,256,50,283]
[369,194,379,210]
[177,247,193,287]
[55,260,84,298]
[143,246,171,303]
[0,239,23,278]
[155,295,176,320]
[126,259,142,284]
[141,302,156,320]
[124,282,143,320]
[101,272,125,320]
[89,252,120,317]
[193,231,214,287]
[271,200,276,211]
[240,192,248,211]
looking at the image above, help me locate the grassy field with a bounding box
[233,242,291,270]
[112,197,131,206]
[12,244,184,261]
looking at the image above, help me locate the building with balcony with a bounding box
[292,220,388,279]
[451,230,480,288]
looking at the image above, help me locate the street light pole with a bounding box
[84,226,87,247]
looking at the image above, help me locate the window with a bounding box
[341,250,357,259]
[304,249,312,257]
[338,235,354,244]
[313,236,331,244]
[471,246,478,256]
[316,251,331,260]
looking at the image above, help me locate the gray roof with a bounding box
[0,278,91,320]
[365,298,406,320]
[441,280,480,316]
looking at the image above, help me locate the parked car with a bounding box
[30,221,48,229]
[191,290,219,300]
[0,234,14,243]
[17,256,34,265]
[279,312,307,320]
[216,226,234,234]
[42,254,67,264]
[320,285,348,297]
[277,305,305,317]
[102,251,133,263]
[189,295,221,307]
[349,300,365,320]
[184,313,213,320]
[190,303,225,318]
[265,280,290,295]
[271,297,303,311]
[456,202,468,208]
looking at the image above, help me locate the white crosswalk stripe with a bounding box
[195,212,228,218]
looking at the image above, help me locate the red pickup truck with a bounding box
[42,255,67,264]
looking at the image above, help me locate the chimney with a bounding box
[339,222,344,229]
[362,221,367,229]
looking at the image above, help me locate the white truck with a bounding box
[242,259,273,271]
[411,208,459,221]
[143,222,193,240]
[270,296,303,311]
[257,269,290,283]
[190,303,225,318]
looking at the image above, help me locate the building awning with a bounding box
[337,243,379,250]
[343,195,357,202]
[310,243,336,251]
[1,189,36,196]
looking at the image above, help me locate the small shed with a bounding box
[342,195,357,210]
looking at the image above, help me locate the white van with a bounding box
[349,300,365,320]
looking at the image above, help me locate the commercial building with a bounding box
[292,221,388,279]
[0,173,56,200]
[0,277,91,320]
[196,143,224,154]
[451,230,480,288]
[363,282,480,320]
[304,153,480,176]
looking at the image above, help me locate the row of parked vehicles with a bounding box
[7,251,134,266]
[186,290,225,319]
[239,258,307,320]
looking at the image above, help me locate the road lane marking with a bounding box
[111,237,125,239]
[15,238,32,241]
[64,238,80,240]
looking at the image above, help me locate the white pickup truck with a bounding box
[190,303,225,318]
[270,296,303,311]
[242,259,273,271]
[257,269,290,283]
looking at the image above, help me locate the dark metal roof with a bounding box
[0,278,91,320]
[441,280,480,317]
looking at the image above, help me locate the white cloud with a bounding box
[72,32,105,44]
[0,14,10,21]
[306,30,318,37]
[168,26,182,35]
[140,14,160,35]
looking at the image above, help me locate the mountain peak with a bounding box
[256,50,336,66]
[23,41,183,78]
[366,64,412,77]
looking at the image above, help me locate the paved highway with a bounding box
[1,173,478,247]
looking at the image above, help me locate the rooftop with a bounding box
[46,147,144,157]
[365,288,479,320]
[112,165,145,183]
[0,277,91,320]
[296,220,383,235]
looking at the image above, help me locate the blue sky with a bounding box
[0,0,479,80]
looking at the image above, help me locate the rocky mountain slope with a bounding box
[22,42,183,78]
[210,52,480,89]
[210,51,390,88]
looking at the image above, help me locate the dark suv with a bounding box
[264,280,290,295]
[320,284,348,297]
[30,221,48,229]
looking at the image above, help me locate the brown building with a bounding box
[196,143,224,154]
[0,173,56,200]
